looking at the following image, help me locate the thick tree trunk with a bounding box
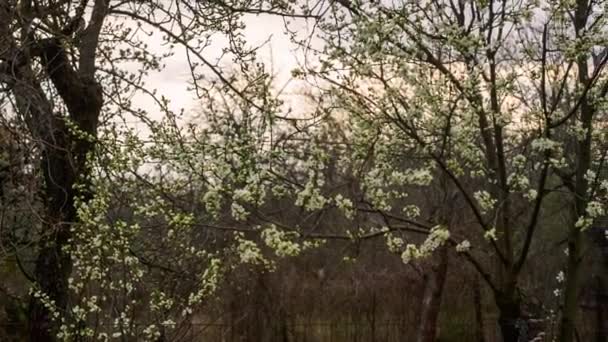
[28,130,74,341]
[416,246,448,342]
[24,40,103,341]
[29,237,72,341]
[496,287,523,342]
[28,115,75,341]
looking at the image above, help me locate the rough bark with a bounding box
[28,86,102,341]
[27,43,103,340]
[0,11,103,337]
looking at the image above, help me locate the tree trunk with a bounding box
[416,245,448,342]
[560,228,585,342]
[473,277,486,342]
[26,109,75,339]
[24,40,103,341]
[595,275,607,342]
[496,287,523,342]
[560,1,593,340]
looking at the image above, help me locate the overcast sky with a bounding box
[130,14,309,123]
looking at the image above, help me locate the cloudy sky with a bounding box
[130,13,310,122]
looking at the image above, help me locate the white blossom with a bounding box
[484,228,497,241]
[455,240,471,253]
[531,138,560,152]
[474,191,496,213]
[586,201,604,218]
[386,234,405,253]
[556,271,565,283]
[334,194,355,219]
[262,225,302,257]
[401,244,420,264]
[524,189,538,201]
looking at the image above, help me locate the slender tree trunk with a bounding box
[595,275,607,342]
[416,245,448,342]
[560,226,585,342]
[590,222,608,342]
[559,1,593,340]
[473,277,486,342]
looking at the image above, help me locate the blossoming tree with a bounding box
[0,0,309,339]
[282,0,608,341]
[2,0,608,340]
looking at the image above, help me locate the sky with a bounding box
[130,13,310,123]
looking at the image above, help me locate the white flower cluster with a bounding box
[390,168,433,186]
[150,291,174,312]
[231,202,249,221]
[184,258,222,316]
[401,244,420,264]
[365,187,393,211]
[584,170,597,183]
[303,239,327,250]
[168,212,195,228]
[400,226,450,264]
[295,149,329,211]
[233,188,255,203]
[586,201,605,218]
[556,271,565,283]
[142,324,161,340]
[295,178,328,211]
[235,234,264,264]
[507,173,529,191]
[334,194,355,219]
[531,138,560,152]
[474,190,496,213]
[261,225,302,257]
[524,189,538,201]
[574,201,606,231]
[507,154,530,191]
[549,157,568,169]
[229,188,255,221]
[385,233,405,253]
[568,121,588,141]
[553,270,566,298]
[65,186,165,339]
[575,217,593,231]
[364,167,393,211]
[484,227,498,241]
[202,188,222,218]
[402,205,421,218]
[512,154,527,168]
[455,240,471,253]
[601,180,608,192]
[446,158,464,177]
